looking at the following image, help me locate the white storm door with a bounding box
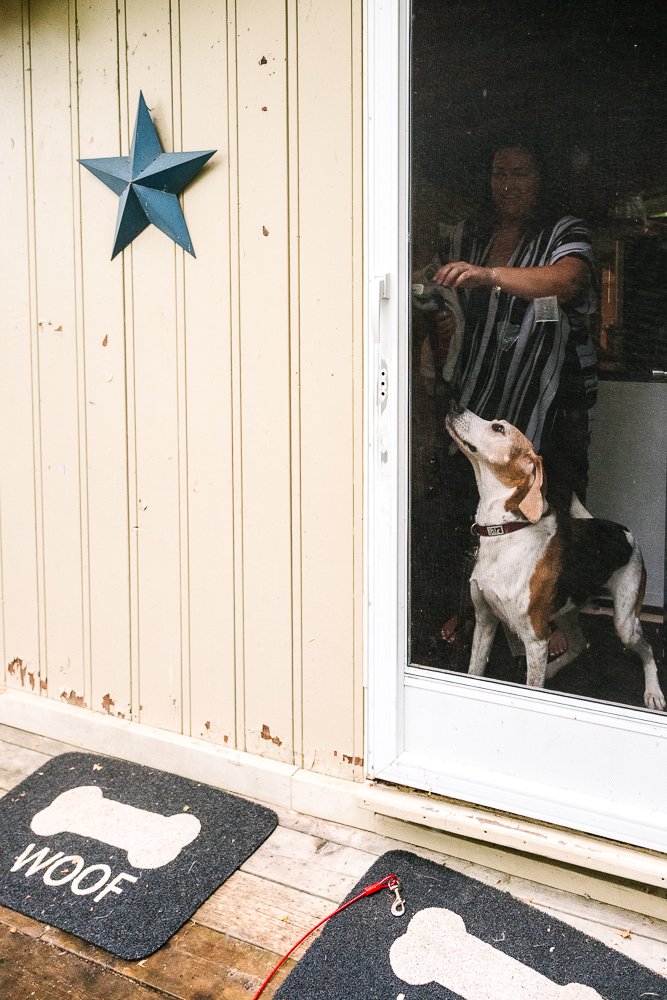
[365,0,667,852]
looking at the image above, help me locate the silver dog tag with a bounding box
[534,295,559,323]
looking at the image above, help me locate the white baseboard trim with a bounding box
[1,690,665,894]
[0,690,296,807]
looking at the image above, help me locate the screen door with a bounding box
[366,0,667,851]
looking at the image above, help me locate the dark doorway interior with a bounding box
[409,0,666,711]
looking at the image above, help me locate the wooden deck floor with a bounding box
[1,723,666,998]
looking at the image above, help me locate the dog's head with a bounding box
[445,404,545,522]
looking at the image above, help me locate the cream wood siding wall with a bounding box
[0,0,364,780]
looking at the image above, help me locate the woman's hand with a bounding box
[433,262,494,289]
[434,255,588,304]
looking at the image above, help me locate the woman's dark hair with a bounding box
[472,132,565,233]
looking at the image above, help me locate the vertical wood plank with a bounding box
[297,0,363,776]
[115,0,142,725]
[124,0,182,731]
[170,0,192,736]
[179,0,237,745]
[226,1,246,752]
[0,0,42,694]
[350,0,364,781]
[235,0,294,761]
[286,0,304,769]
[76,0,133,720]
[68,0,93,714]
[29,0,86,705]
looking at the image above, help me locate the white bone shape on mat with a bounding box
[390,907,603,1000]
[30,786,201,870]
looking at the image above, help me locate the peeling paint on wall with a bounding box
[342,754,363,767]
[61,689,85,708]
[7,658,47,694]
[261,724,282,747]
[198,721,232,747]
[8,657,27,686]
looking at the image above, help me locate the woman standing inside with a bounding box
[413,140,598,662]
[429,141,598,507]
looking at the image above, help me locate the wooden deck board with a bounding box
[0,742,52,790]
[241,825,378,902]
[39,920,294,999]
[193,869,330,958]
[0,722,79,758]
[0,902,53,938]
[0,924,162,1000]
[1,729,667,995]
[0,903,292,999]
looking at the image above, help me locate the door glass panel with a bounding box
[409,1,666,714]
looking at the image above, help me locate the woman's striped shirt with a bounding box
[440,215,598,450]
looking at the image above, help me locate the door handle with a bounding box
[371,274,390,343]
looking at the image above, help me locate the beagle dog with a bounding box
[445,404,665,711]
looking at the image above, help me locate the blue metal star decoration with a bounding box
[79,93,215,259]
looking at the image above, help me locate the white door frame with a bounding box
[363,0,667,852]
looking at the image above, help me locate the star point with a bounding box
[79,91,215,259]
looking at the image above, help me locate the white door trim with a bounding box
[364,0,411,780]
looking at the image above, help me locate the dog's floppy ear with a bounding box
[518,454,544,522]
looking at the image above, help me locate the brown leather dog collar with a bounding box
[471,520,531,537]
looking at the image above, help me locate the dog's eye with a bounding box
[491,422,505,434]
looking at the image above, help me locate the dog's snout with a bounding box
[449,400,465,416]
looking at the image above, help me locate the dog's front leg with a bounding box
[468,583,498,677]
[523,637,549,689]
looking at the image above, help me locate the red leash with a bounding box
[251,873,404,999]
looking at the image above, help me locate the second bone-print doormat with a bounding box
[0,752,277,959]
[275,850,667,999]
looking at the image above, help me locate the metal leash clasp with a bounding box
[388,878,405,917]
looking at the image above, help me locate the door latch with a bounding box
[371,274,390,344]
[377,364,388,408]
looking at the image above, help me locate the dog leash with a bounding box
[251,873,405,998]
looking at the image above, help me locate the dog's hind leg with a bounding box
[468,583,498,677]
[607,548,665,711]
[522,636,550,689]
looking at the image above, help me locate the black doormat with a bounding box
[0,752,277,959]
[275,850,666,999]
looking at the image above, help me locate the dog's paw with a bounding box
[644,688,666,712]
